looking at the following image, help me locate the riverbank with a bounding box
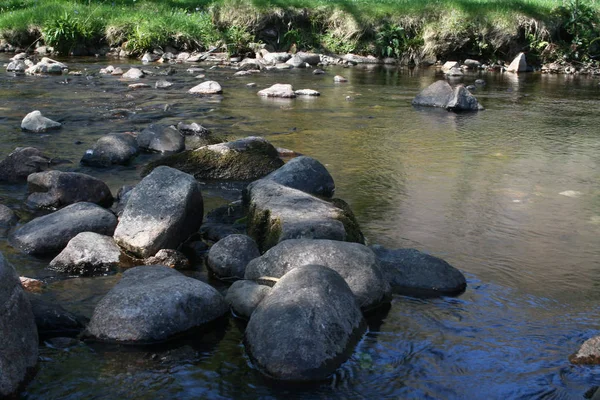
[1,0,600,68]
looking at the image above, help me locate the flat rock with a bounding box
[225,280,270,319]
[262,155,334,197]
[207,234,260,280]
[10,202,117,256]
[27,170,113,209]
[122,68,144,79]
[258,84,296,98]
[21,110,61,132]
[244,180,361,251]
[114,166,204,258]
[49,232,121,276]
[295,89,320,96]
[0,252,38,398]
[80,133,139,167]
[245,239,391,311]
[137,124,185,153]
[244,264,366,381]
[86,265,228,343]
[144,136,284,181]
[371,246,467,297]
[188,81,223,94]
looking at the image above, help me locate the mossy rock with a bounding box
[143,136,284,181]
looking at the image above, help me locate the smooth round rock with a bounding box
[80,133,139,167]
[263,155,334,197]
[207,234,260,280]
[225,280,270,319]
[21,110,61,132]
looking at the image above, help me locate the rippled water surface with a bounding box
[1,54,600,399]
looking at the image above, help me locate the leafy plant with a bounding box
[223,25,252,56]
[42,11,98,55]
[554,0,600,60]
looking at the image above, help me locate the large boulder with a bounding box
[144,136,284,181]
[113,166,204,258]
[507,52,527,73]
[370,246,467,297]
[21,110,61,132]
[86,265,228,343]
[245,239,391,311]
[244,264,366,381]
[10,202,117,256]
[207,234,260,280]
[137,124,185,153]
[27,170,113,209]
[0,147,53,182]
[80,133,139,167]
[27,295,87,339]
[0,253,38,398]
[225,280,270,319]
[258,84,296,98]
[412,81,483,112]
[48,232,122,276]
[263,156,335,197]
[244,180,363,251]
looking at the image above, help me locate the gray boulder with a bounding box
[144,136,284,181]
[294,89,320,96]
[122,67,144,79]
[10,202,117,256]
[0,253,38,398]
[239,58,263,70]
[137,124,185,153]
[113,166,204,258]
[80,133,139,167]
[244,264,366,381]
[370,246,467,297]
[207,234,260,280]
[342,54,382,64]
[507,52,527,73]
[285,54,308,68]
[463,59,481,69]
[244,180,362,251]
[263,155,335,197]
[188,81,222,94]
[86,265,228,343]
[21,110,61,132]
[27,295,87,339]
[0,205,17,236]
[245,239,391,311]
[27,170,113,209]
[0,147,53,182]
[296,52,321,65]
[48,232,121,276]
[7,59,27,72]
[258,84,296,98]
[261,52,291,65]
[412,80,483,112]
[569,336,600,365]
[225,280,270,319]
[25,58,67,75]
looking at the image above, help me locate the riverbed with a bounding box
[1,54,599,399]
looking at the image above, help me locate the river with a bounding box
[1,54,599,399]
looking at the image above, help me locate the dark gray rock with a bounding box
[412,80,483,112]
[80,133,139,167]
[446,85,484,112]
[137,124,185,153]
[10,202,117,256]
[264,156,335,197]
[114,166,204,258]
[200,222,246,243]
[48,232,121,276]
[112,185,134,217]
[86,265,228,343]
[244,180,362,251]
[0,147,52,182]
[205,201,245,225]
[245,239,391,311]
[177,122,210,136]
[21,110,61,132]
[0,252,38,398]
[27,295,87,339]
[370,246,467,297]
[225,280,270,319]
[144,136,284,181]
[207,234,260,280]
[144,249,190,270]
[27,170,113,209]
[0,204,17,236]
[244,264,366,381]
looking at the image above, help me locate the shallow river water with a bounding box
[1,54,600,399]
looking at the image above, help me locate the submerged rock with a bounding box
[48,232,121,276]
[114,166,203,258]
[86,265,228,343]
[207,234,260,280]
[137,124,185,153]
[371,246,467,297]
[144,136,284,181]
[27,170,113,209]
[10,202,117,256]
[80,133,139,167]
[0,147,53,182]
[412,80,483,112]
[0,252,38,398]
[225,280,270,319]
[21,110,61,132]
[244,180,361,251]
[263,155,335,197]
[245,239,391,311]
[244,264,366,381]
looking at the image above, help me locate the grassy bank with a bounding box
[1,0,599,65]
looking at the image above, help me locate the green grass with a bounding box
[1,0,599,64]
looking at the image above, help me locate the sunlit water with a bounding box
[1,54,599,399]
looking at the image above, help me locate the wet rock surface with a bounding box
[225,280,270,319]
[207,234,260,280]
[80,132,139,167]
[48,232,121,276]
[28,295,87,339]
[263,155,335,197]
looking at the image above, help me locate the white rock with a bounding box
[21,111,61,132]
[507,52,527,73]
[188,80,223,94]
[295,89,320,96]
[257,84,296,98]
